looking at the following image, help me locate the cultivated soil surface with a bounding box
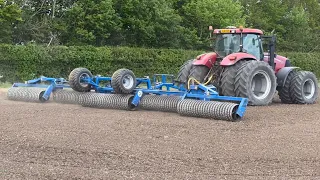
[1,88,320,179]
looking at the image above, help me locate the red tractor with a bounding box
[176,26,318,106]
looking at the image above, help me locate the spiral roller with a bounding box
[52,89,83,104]
[78,92,135,110]
[177,99,240,121]
[139,95,181,112]
[7,87,47,103]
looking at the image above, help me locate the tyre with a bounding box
[68,67,93,92]
[234,61,277,106]
[111,68,136,94]
[188,65,210,86]
[278,70,298,103]
[176,59,195,88]
[289,71,318,104]
[220,60,250,96]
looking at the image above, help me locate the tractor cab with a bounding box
[210,26,265,60]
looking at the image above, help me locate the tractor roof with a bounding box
[213,26,263,35]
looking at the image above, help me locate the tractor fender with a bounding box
[220,53,257,66]
[192,52,217,68]
[276,67,300,87]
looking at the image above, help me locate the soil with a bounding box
[1,88,320,179]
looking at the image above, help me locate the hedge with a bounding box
[0,44,319,83]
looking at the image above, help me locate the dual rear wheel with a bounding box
[279,70,318,104]
[177,59,318,106]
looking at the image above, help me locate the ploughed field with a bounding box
[1,88,320,179]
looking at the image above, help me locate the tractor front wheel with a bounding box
[175,59,195,88]
[188,65,210,87]
[220,60,250,97]
[235,61,277,106]
[289,71,318,104]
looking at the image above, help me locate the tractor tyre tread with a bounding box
[220,60,250,96]
[188,65,210,84]
[176,59,195,87]
[234,61,277,106]
[68,67,93,92]
[289,71,318,104]
[278,70,298,103]
[111,68,136,94]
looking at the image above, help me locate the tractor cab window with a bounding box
[214,33,263,60]
[242,34,263,60]
[215,34,241,57]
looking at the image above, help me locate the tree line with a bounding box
[1,0,320,52]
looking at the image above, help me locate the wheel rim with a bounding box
[122,74,134,89]
[79,73,90,87]
[251,70,272,100]
[303,79,315,99]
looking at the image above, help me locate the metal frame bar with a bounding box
[11,77,70,101]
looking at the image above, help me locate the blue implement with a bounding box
[8,68,249,121]
[9,76,70,102]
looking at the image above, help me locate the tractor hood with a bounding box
[220,52,257,66]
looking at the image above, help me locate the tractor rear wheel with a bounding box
[188,65,210,87]
[289,71,318,104]
[175,59,195,88]
[278,70,298,103]
[234,61,277,106]
[220,60,250,96]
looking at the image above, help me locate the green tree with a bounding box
[113,0,199,49]
[181,0,246,49]
[280,6,312,51]
[0,0,22,43]
[62,0,121,46]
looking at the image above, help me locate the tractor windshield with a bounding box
[215,33,263,60]
[215,34,240,57]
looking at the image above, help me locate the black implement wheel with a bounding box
[176,59,195,88]
[220,60,250,96]
[69,67,93,92]
[234,61,277,106]
[111,68,136,94]
[289,71,318,104]
[278,70,298,103]
[188,65,210,86]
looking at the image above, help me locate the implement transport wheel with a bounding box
[111,68,136,94]
[289,71,318,104]
[278,70,298,103]
[176,59,195,88]
[235,61,277,106]
[220,60,250,96]
[39,91,49,102]
[188,65,210,86]
[69,67,93,92]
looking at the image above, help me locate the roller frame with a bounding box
[129,84,248,118]
[81,74,186,93]
[9,73,248,119]
[79,74,247,118]
[11,76,70,101]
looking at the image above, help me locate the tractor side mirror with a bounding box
[209,26,213,38]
